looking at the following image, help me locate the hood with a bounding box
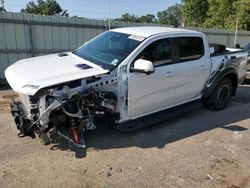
[5,52,109,95]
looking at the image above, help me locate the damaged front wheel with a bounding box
[39,132,50,145]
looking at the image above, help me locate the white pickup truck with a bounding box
[5,27,248,156]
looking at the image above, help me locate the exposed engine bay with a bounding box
[10,75,119,157]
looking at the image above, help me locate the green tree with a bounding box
[0,7,6,12]
[116,13,137,22]
[116,13,156,23]
[139,14,156,23]
[203,0,237,29]
[21,0,68,16]
[182,0,250,30]
[182,0,209,27]
[234,0,250,30]
[157,4,182,26]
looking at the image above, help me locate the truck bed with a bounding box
[210,46,248,83]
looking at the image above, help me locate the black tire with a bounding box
[39,133,51,145]
[205,78,233,111]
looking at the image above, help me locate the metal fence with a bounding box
[1,12,250,81]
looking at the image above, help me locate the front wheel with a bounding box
[204,78,233,111]
[39,132,50,145]
[75,146,86,158]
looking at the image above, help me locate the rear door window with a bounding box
[177,37,204,62]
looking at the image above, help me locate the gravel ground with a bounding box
[0,84,250,188]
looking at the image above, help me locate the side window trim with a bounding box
[128,35,205,72]
[171,38,179,64]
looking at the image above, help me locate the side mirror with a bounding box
[209,47,215,55]
[130,59,154,75]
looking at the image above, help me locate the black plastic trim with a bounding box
[202,68,238,98]
[130,67,154,75]
[116,99,201,132]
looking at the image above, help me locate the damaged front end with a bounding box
[9,76,119,157]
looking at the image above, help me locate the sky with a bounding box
[3,0,181,19]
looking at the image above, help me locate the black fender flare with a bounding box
[202,68,238,98]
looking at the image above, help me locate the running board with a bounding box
[116,100,201,132]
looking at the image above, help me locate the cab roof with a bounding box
[111,26,202,38]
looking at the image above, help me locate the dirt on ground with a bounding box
[0,84,250,188]
[0,90,18,113]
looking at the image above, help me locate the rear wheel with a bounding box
[204,78,233,111]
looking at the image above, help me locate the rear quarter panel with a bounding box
[210,51,248,83]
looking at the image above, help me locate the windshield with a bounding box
[74,31,144,69]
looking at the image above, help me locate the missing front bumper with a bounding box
[10,99,34,137]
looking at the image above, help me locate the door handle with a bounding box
[165,71,175,77]
[199,65,206,70]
